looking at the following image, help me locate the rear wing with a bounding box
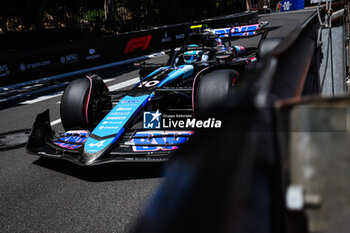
[188,21,269,47]
[212,21,269,39]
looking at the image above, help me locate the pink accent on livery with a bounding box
[132,130,194,134]
[53,142,83,150]
[53,130,88,150]
[131,131,194,152]
[250,57,257,62]
[230,24,260,36]
[234,46,246,55]
[244,24,259,35]
[66,130,88,134]
[131,143,179,152]
[85,75,93,124]
[232,73,237,86]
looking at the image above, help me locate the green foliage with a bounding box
[0,0,246,32]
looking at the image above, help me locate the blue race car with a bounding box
[26,23,267,166]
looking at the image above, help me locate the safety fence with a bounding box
[0,0,246,52]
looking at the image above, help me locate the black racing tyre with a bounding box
[195,69,238,118]
[60,75,111,131]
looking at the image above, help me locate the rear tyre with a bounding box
[194,69,237,118]
[60,75,111,131]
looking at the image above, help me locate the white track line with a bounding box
[103,78,116,83]
[20,92,63,105]
[19,77,117,105]
[108,77,140,91]
[50,119,62,126]
[50,77,140,126]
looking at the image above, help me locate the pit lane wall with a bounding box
[0,12,258,87]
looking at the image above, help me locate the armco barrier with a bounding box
[0,11,258,87]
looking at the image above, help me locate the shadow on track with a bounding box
[33,157,165,182]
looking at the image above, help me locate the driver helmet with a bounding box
[183,44,203,64]
[214,38,226,51]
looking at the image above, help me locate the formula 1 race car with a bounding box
[26,22,268,166]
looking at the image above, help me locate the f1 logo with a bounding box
[124,35,152,54]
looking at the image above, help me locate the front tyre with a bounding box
[194,69,238,118]
[60,74,112,131]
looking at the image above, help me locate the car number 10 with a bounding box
[138,80,160,88]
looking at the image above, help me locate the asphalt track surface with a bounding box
[0,10,315,232]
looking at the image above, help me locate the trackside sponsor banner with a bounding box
[0,64,10,77]
[85,48,101,60]
[60,53,79,64]
[279,0,304,11]
[19,60,51,72]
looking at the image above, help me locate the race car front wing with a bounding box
[26,110,193,166]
